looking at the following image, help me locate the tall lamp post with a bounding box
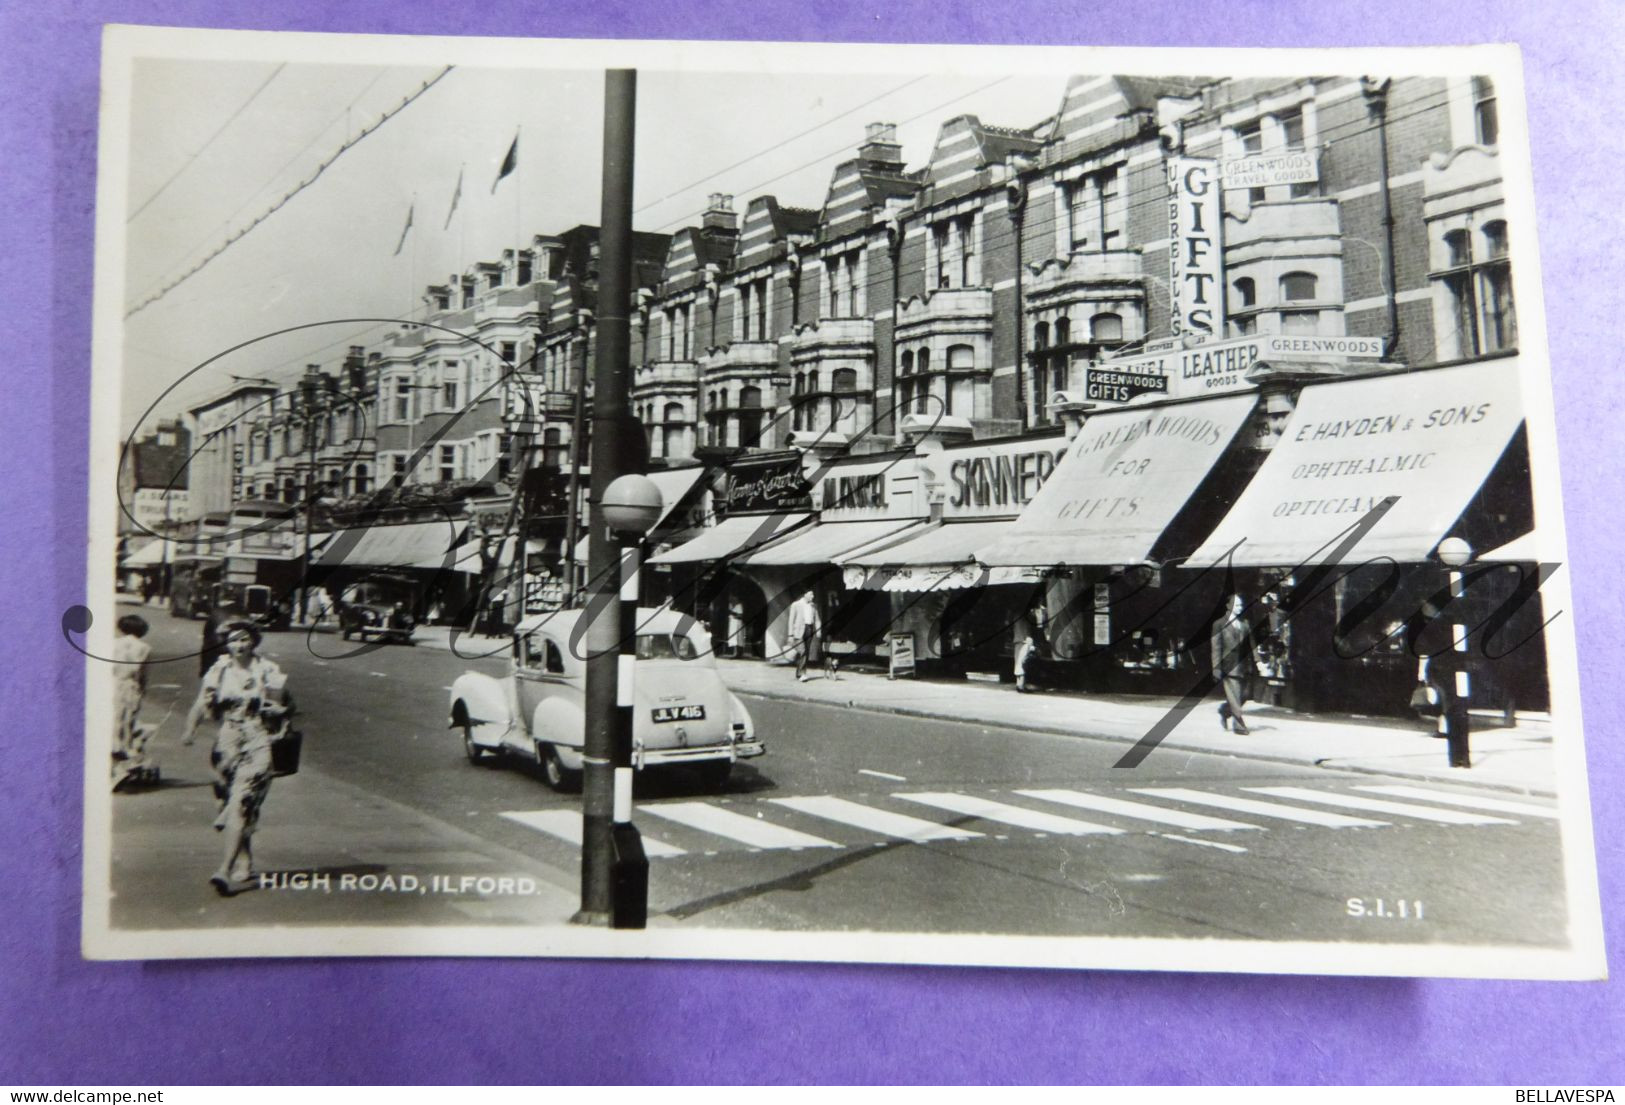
[588,473,662,929]
[297,366,334,625]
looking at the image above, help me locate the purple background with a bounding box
[2,0,1621,1085]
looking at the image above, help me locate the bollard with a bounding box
[610,822,648,929]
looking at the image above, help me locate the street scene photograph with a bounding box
[81,28,1603,977]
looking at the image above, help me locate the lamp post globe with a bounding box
[1437,537,1473,567]
[602,473,663,539]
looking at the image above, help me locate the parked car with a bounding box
[448,607,763,791]
[338,573,417,643]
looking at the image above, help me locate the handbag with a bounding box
[1409,680,1442,718]
[270,728,303,777]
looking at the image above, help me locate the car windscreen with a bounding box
[635,633,700,661]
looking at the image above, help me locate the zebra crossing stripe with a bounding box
[896,793,1122,835]
[1246,787,1518,825]
[639,801,841,850]
[769,796,982,842]
[1016,789,1262,832]
[1356,785,1560,819]
[1131,788,1388,828]
[500,810,688,857]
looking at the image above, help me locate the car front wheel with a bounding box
[539,742,582,793]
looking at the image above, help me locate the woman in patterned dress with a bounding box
[181,621,292,896]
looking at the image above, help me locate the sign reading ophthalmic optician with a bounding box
[1166,156,1225,340]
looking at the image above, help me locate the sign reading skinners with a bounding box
[1166,156,1226,340]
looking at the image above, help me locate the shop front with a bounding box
[648,450,815,659]
[841,434,1067,678]
[1181,356,1541,716]
[977,392,1261,694]
[313,518,469,621]
[733,451,930,666]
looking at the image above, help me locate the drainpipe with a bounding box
[1362,77,1402,361]
[1007,175,1029,431]
[885,212,904,437]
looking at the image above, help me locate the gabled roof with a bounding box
[820,159,921,240]
[734,196,818,271]
[922,114,1043,190]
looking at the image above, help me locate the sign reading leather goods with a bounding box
[1098,334,1388,401]
[1166,156,1226,340]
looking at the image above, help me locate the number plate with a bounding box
[652,705,706,723]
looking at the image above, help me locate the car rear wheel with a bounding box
[539,742,581,793]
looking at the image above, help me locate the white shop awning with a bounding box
[737,517,926,568]
[842,519,1038,591]
[315,521,467,569]
[978,393,1258,567]
[1185,359,1526,567]
[648,512,812,565]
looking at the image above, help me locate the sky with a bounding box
[117,48,1069,435]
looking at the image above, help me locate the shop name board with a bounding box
[819,472,887,512]
[1086,368,1169,404]
[131,489,188,532]
[1166,156,1226,340]
[944,442,1069,519]
[724,456,810,514]
[1221,151,1320,189]
[1098,334,1388,398]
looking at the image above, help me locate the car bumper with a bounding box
[634,739,765,769]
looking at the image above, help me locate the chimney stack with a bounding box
[859,122,902,169]
[702,192,737,232]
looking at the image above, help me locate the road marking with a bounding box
[769,796,980,842]
[369,672,389,678]
[1246,787,1519,825]
[1156,832,1248,854]
[153,683,181,689]
[1017,789,1263,832]
[858,768,907,782]
[896,793,1122,835]
[1132,788,1388,828]
[639,802,840,850]
[500,810,687,858]
[1356,785,1560,819]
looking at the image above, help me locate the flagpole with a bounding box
[409,191,418,325]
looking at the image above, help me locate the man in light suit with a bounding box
[788,590,821,682]
[1212,592,1253,735]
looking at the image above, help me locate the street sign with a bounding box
[1086,367,1169,404]
[887,630,917,679]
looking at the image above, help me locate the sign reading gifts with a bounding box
[1166,156,1226,341]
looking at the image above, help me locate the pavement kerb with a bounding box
[729,681,1559,800]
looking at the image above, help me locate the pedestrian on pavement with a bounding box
[1212,591,1253,735]
[112,613,151,763]
[1013,603,1046,693]
[788,589,821,682]
[181,620,293,896]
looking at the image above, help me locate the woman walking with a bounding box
[182,621,292,896]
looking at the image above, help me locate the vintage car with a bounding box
[337,573,417,643]
[448,607,763,791]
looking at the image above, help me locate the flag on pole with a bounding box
[443,168,463,230]
[491,134,518,193]
[392,202,414,256]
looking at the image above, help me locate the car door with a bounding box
[512,632,568,752]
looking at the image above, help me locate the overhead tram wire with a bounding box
[647,75,1017,233]
[125,65,455,320]
[128,62,288,223]
[633,74,932,217]
[646,77,1452,239]
[139,66,397,298]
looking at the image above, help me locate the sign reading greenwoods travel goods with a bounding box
[1221,150,1320,189]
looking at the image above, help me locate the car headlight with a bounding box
[359,609,377,623]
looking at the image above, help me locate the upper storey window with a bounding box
[929,213,979,289]
[1066,165,1125,253]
